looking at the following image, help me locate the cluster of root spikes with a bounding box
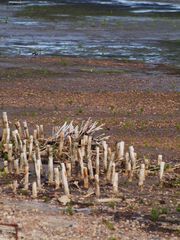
[0,112,177,203]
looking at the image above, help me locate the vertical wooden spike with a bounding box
[127,162,132,182]
[24,165,29,190]
[36,125,40,139]
[83,167,89,189]
[33,153,41,189]
[33,129,38,141]
[66,163,72,178]
[95,174,100,198]
[113,172,118,194]
[111,162,116,184]
[95,146,100,176]
[32,182,37,198]
[48,154,54,184]
[61,163,70,196]
[7,143,13,173]
[129,146,136,171]
[54,167,60,190]
[125,152,130,173]
[4,160,9,174]
[23,121,30,139]
[138,164,145,188]
[13,180,18,194]
[102,141,108,171]
[78,148,84,178]
[39,125,44,139]
[15,121,23,138]
[159,161,165,183]
[28,135,33,161]
[58,132,64,157]
[14,159,19,175]
[88,152,94,180]
[106,152,115,181]
[158,154,163,165]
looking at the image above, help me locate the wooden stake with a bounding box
[95,146,100,176]
[32,182,37,198]
[4,160,9,174]
[48,154,54,184]
[78,148,84,178]
[158,154,163,165]
[117,141,125,160]
[138,164,145,188]
[14,159,19,175]
[61,163,70,196]
[23,121,30,139]
[159,161,165,183]
[83,167,89,189]
[22,140,28,167]
[15,121,23,138]
[54,167,60,189]
[39,125,44,139]
[127,162,132,182]
[2,112,10,144]
[106,152,115,181]
[28,135,33,161]
[7,143,13,173]
[33,129,38,141]
[111,162,116,184]
[95,174,100,198]
[24,165,29,190]
[87,151,94,180]
[12,130,19,152]
[13,180,18,194]
[129,146,136,170]
[102,141,108,171]
[33,153,41,189]
[66,163,72,178]
[125,152,130,174]
[36,125,40,139]
[58,132,64,156]
[20,152,24,172]
[113,172,118,194]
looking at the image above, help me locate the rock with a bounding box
[58,195,71,206]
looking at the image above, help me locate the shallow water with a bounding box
[0,0,180,65]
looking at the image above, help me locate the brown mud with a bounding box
[0,56,180,239]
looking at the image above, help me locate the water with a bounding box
[0,0,180,65]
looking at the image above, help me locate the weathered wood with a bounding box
[58,132,64,156]
[23,121,30,139]
[113,172,118,194]
[32,182,37,198]
[28,135,33,161]
[48,154,54,184]
[4,160,9,174]
[7,143,13,173]
[159,161,165,182]
[78,148,84,178]
[13,180,18,194]
[95,174,100,198]
[138,164,145,187]
[61,163,70,196]
[106,152,115,181]
[54,167,60,189]
[95,146,100,176]
[102,141,108,171]
[158,154,163,165]
[83,167,89,189]
[24,165,29,190]
[14,159,19,175]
